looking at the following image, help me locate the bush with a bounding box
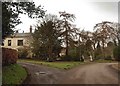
[2,48,18,66]
[61,47,80,61]
[94,50,103,60]
[113,45,120,61]
[104,56,112,60]
[18,48,28,59]
[61,55,73,61]
[61,55,80,61]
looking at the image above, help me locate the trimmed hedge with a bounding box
[2,48,18,66]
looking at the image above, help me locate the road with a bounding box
[18,62,119,84]
[19,62,65,84]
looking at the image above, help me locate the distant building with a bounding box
[3,33,32,49]
[2,26,33,58]
[3,26,33,50]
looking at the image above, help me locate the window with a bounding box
[2,42,4,46]
[18,40,23,46]
[8,40,11,46]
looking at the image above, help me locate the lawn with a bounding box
[2,64,27,85]
[18,59,85,70]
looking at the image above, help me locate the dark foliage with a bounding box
[18,47,28,59]
[32,15,62,61]
[2,48,18,66]
[2,2,45,39]
[113,45,120,61]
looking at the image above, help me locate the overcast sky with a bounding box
[16,0,118,33]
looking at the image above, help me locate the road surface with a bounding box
[18,62,119,84]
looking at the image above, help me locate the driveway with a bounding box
[18,62,119,84]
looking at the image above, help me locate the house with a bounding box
[3,26,33,58]
[3,26,66,58]
[3,26,33,50]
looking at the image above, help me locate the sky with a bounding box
[16,0,118,33]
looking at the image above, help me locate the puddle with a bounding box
[35,72,47,76]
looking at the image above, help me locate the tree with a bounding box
[104,42,115,60]
[32,14,61,61]
[94,42,102,60]
[85,39,94,59]
[59,11,77,56]
[2,2,45,40]
[77,30,94,61]
[111,23,120,45]
[94,21,115,58]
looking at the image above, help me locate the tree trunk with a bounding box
[48,44,53,62]
[102,40,105,59]
[65,21,69,56]
[66,31,69,56]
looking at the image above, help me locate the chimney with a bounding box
[16,30,19,33]
[30,25,32,33]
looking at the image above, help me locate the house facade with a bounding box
[3,33,32,50]
[2,26,33,58]
[3,26,32,50]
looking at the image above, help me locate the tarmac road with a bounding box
[19,62,119,84]
[59,63,119,84]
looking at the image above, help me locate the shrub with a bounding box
[94,50,103,60]
[61,55,73,61]
[104,55,112,60]
[60,55,80,61]
[69,54,80,61]
[18,47,28,59]
[113,45,120,61]
[2,48,18,66]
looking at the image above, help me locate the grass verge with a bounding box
[2,64,27,85]
[18,59,85,70]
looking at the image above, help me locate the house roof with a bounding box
[14,33,31,37]
[7,33,32,38]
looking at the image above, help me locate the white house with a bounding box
[2,26,66,58]
[3,26,33,50]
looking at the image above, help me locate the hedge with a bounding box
[2,48,18,66]
[113,45,120,61]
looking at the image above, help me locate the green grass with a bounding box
[18,59,84,70]
[3,64,27,85]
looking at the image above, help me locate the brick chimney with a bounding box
[30,25,32,33]
[16,30,19,33]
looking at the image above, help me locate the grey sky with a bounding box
[16,0,118,33]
